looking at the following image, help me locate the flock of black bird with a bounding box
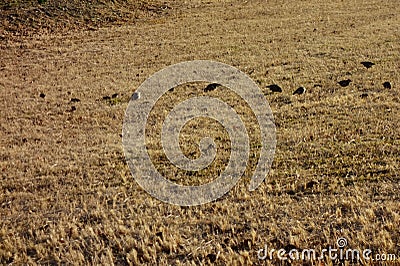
[264,61,391,95]
[38,61,392,110]
[201,61,392,96]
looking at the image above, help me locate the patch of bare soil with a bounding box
[0,0,172,40]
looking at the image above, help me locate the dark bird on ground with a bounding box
[39,92,46,98]
[103,96,111,100]
[131,92,140,100]
[383,81,392,89]
[293,86,306,95]
[338,79,351,87]
[361,61,375,69]
[70,98,80,103]
[168,87,174,92]
[267,84,282,92]
[360,93,369,98]
[111,93,119,98]
[204,83,221,92]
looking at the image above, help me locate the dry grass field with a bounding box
[1,0,399,264]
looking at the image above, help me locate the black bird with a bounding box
[204,83,221,92]
[338,79,351,87]
[131,92,140,100]
[267,84,282,93]
[383,81,392,89]
[360,93,369,98]
[111,93,119,98]
[293,86,306,95]
[39,92,46,98]
[361,61,375,69]
[70,98,80,103]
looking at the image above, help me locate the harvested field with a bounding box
[1,0,399,264]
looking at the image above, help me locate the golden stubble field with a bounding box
[1,0,399,264]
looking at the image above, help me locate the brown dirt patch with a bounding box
[0,0,173,40]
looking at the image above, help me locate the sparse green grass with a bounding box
[1,0,400,265]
